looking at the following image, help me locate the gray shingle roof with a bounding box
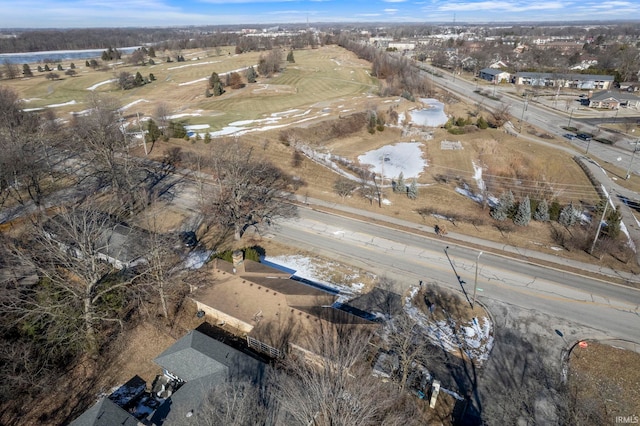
[69,397,139,426]
[590,90,640,102]
[154,330,264,383]
[515,72,614,81]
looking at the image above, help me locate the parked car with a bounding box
[564,133,575,140]
[576,133,592,141]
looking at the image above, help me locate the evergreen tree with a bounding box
[513,196,531,226]
[477,116,488,129]
[22,64,33,77]
[44,64,50,71]
[85,60,90,67]
[148,58,155,65]
[491,190,515,221]
[287,50,295,63]
[149,73,156,81]
[604,205,622,238]
[146,119,161,143]
[204,133,211,144]
[37,65,43,72]
[209,71,221,88]
[148,46,156,58]
[408,179,418,200]
[245,66,257,83]
[134,71,144,86]
[70,62,76,69]
[57,64,63,71]
[533,199,550,222]
[212,81,225,96]
[394,172,406,193]
[559,202,580,227]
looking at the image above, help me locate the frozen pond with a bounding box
[409,98,448,127]
[358,142,426,179]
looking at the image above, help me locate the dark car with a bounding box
[576,133,592,141]
[563,133,575,140]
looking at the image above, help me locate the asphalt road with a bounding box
[426,67,640,172]
[271,207,640,342]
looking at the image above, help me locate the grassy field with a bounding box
[7,44,633,273]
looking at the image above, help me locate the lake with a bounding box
[0,47,139,65]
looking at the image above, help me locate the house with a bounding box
[150,329,266,425]
[190,253,377,358]
[514,72,614,90]
[588,90,640,109]
[69,397,140,426]
[478,68,510,84]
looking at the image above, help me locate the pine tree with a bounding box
[44,64,51,71]
[533,199,550,222]
[134,71,144,86]
[513,196,531,226]
[22,64,33,77]
[491,190,515,221]
[604,205,622,238]
[204,133,211,144]
[408,179,418,200]
[37,65,43,72]
[149,73,156,81]
[148,46,156,58]
[212,82,225,96]
[394,172,406,193]
[245,66,257,83]
[559,203,579,227]
[57,64,63,71]
[85,60,90,67]
[70,62,76,69]
[287,50,295,63]
[146,119,161,143]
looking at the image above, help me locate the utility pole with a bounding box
[590,192,610,255]
[472,251,483,309]
[137,112,147,155]
[567,108,574,128]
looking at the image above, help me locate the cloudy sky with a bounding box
[2,0,639,28]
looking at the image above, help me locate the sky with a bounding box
[2,0,640,29]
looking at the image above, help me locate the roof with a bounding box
[515,72,614,81]
[590,90,640,102]
[151,330,265,426]
[154,330,263,382]
[479,68,509,76]
[69,397,139,426]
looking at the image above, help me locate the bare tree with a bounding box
[71,93,142,214]
[382,312,437,392]
[195,378,277,426]
[273,322,423,426]
[1,202,142,354]
[203,140,297,240]
[154,102,171,138]
[3,60,19,79]
[333,177,358,200]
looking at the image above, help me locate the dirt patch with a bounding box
[568,341,640,422]
[413,284,485,324]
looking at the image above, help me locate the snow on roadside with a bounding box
[403,286,494,364]
[119,99,149,111]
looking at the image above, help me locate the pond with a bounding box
[409,98,448,127]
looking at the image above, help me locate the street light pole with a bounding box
[567,108,574,128]
[590,190,610,255]
[472,251,483,309]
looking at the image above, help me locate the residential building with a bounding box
[69,397,140,426]
[514,72,614,90]
[478,68,510,83]
[588,90,640,109]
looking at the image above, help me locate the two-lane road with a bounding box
[271,207,640,342]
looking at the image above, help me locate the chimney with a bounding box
[232,250,245,274]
